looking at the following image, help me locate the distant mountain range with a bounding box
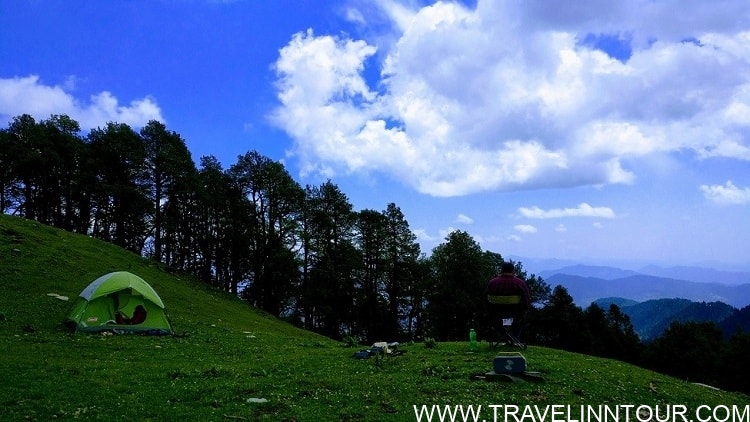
[545,273,750,308]
[538,265,641,281]
[595,297,740,341]
[537,264,750,285]
[520,261,750,341]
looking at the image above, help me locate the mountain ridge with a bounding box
[509,255,750,285]
[536,263,750,286]
[546,273,750,308]
[594,297,737,340]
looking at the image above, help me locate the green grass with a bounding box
[1,214,748,421]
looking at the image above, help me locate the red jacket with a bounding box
[486,274,531,308]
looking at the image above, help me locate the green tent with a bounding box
[66,271,173,335]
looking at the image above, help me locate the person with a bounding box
[129,305,147,325]
[486,262,531,318]
[114,305,147,325]
[115,310,129,325]
[485,262,531,347]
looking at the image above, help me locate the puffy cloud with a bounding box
[412,228,438,242]
[271,0,750,196]
[700,180,750,205]
[507,234,522,242]
[514,224,538,234]
[518,203,616,219]
[456,213,474,224]
[438,227,457,239]
[0,75,163,129]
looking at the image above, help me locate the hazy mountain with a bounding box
[637,265,750,286]
[593,297,639,308]
[594,298,737,340]
[510,256,750,286]
[539,265,640,280]
[546,273,750,308]
[506,256,581,276]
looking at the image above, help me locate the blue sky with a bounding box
[2,0,750,269]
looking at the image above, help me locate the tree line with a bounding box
[523,285,750,394]
[1,114,540,341]
[2,114,748,394]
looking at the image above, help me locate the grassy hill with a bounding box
[1,215,747,421]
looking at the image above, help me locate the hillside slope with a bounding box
[0,214,317,340]
[1,215,747,421]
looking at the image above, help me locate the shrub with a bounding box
[423,337,437,349]
[342,335,362,347]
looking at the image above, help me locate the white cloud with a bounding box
[412,228,438,242]
[62,75,79,91]
[272,0,750,197]
[0,75,164,129]
[507,234,522,242]
[555,224,568,232]
[456,213,473,224]
[518,203,616,219]
[514,224,538,234]
[438,227,457,239]
[700,180,750,205]
[345,7,366,25]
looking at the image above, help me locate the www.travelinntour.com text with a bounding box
[413,404,750,422]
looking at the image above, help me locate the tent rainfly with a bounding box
[66,271,173,335]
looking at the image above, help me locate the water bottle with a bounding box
[469,328,478,351]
